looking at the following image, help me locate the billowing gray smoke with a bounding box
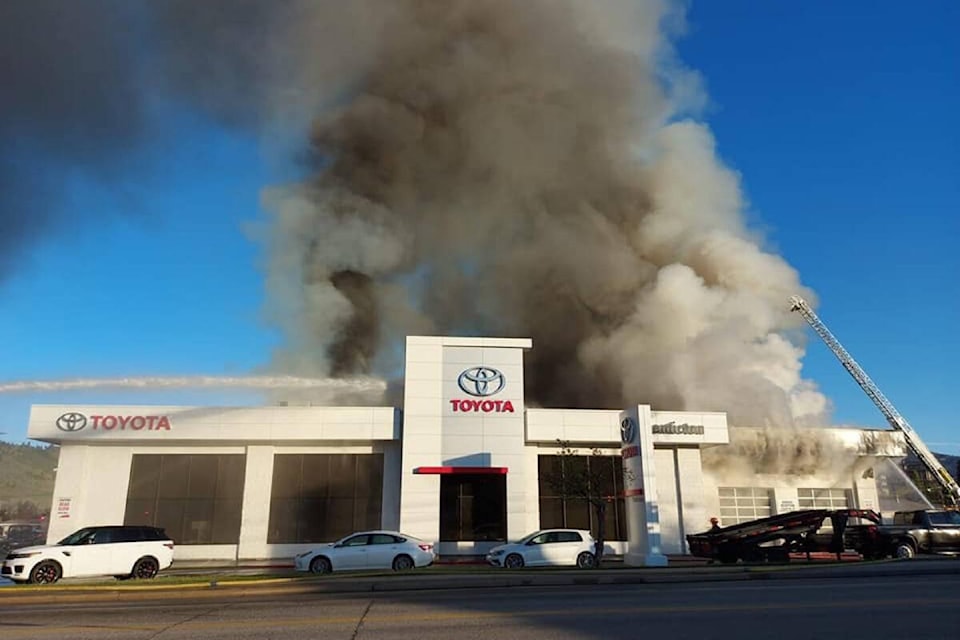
[3,1,830,428]
[259,1,829,427]
[0,0,149,275]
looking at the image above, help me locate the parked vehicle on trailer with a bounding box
[294,531,436,574]
[486,529,598,569]
[686,509,884,564]
[0,525,174,584]
[878,510,960,559]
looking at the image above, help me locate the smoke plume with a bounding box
[0,0,150,275]
[3,1,830,427]
[258,1,829,427]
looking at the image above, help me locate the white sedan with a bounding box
[486,529,597,569]
[294,531,436,574]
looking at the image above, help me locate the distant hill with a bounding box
[904,452,960,482]
[0,442,59,518]
[935,453,960,481]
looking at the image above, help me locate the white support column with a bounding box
[675,448,707,552]
[772,488,800,515]
[237,445,274,561]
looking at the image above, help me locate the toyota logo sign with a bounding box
[620,417,637,445]
[56,412,88,432]
[457,366,506,397]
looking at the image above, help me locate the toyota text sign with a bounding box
[56,412,172,433]
[450,366,515,413]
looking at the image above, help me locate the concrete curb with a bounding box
[2,560,958,605]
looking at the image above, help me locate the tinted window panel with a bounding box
[272,456,302,499]
[267,454,384,543]
[158,456,190,499]
[537,455,626,541]
[217,456,246,500]
[188,456,218,496]
[124,454,246,545]
[127,456,161,500]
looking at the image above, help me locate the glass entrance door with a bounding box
[439,474,507,542]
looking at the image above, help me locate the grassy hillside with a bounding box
[0,442,59,518]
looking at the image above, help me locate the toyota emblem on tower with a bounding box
[457,366,506,397]
[56,412,88,432]
[620,417,637,445]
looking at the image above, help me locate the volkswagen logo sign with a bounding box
[457,366,506,397]
[56,412,88,432]
[620,417,637,445]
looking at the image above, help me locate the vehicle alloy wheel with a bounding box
[392,555,414,572]
[576,552,596,569]
[310,556,332,574]
[132,557,160,579]
[29,560,61,584]
[504,553,524,569]
[894,543,915,560]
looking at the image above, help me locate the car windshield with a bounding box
[57,528,97,546]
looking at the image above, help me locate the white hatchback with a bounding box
[486,529,597,569]
[1,525,174,584]
[295,531,437,574]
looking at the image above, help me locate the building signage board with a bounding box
[619,405,668,567]
[56,497,72,519]
[55,412,173,433]
[649,411,728,445]
[447,366,516,414]
[28,405,398,443]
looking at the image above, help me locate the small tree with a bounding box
[541,440,624,566]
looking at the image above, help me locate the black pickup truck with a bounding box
[878,510,960,559]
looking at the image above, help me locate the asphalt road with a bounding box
[2,573,959,640]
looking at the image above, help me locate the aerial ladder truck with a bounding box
[789,295,960,508]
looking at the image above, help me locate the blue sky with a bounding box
[1,1,957,452]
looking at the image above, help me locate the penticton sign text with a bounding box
[651,422,704,435]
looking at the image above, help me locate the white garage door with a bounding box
[797,488,851,509]
[718,487,773,525]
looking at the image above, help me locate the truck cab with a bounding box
[883,510,960,558]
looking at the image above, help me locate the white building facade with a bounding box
[27,336,906,562]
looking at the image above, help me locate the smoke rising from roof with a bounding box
[3,1,829,427]
[258,1,828,426]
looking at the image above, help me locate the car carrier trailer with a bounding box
[686,509,883,564]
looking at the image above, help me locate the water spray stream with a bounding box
[0,376,387,394]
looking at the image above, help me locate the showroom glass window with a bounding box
[124,454,246,544]
[268,454,384,543]
[537,455,627,541]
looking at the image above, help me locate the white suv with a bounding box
[486,529,597,569]
[1,525,174,584]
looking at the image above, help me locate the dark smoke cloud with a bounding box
[259,1,828,427]
[1,0,829,428]
[0,0,294,278]
[0,0,150,271]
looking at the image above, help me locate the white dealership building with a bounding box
[28,337,907,564]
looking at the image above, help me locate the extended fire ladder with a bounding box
[789,295,960,507]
